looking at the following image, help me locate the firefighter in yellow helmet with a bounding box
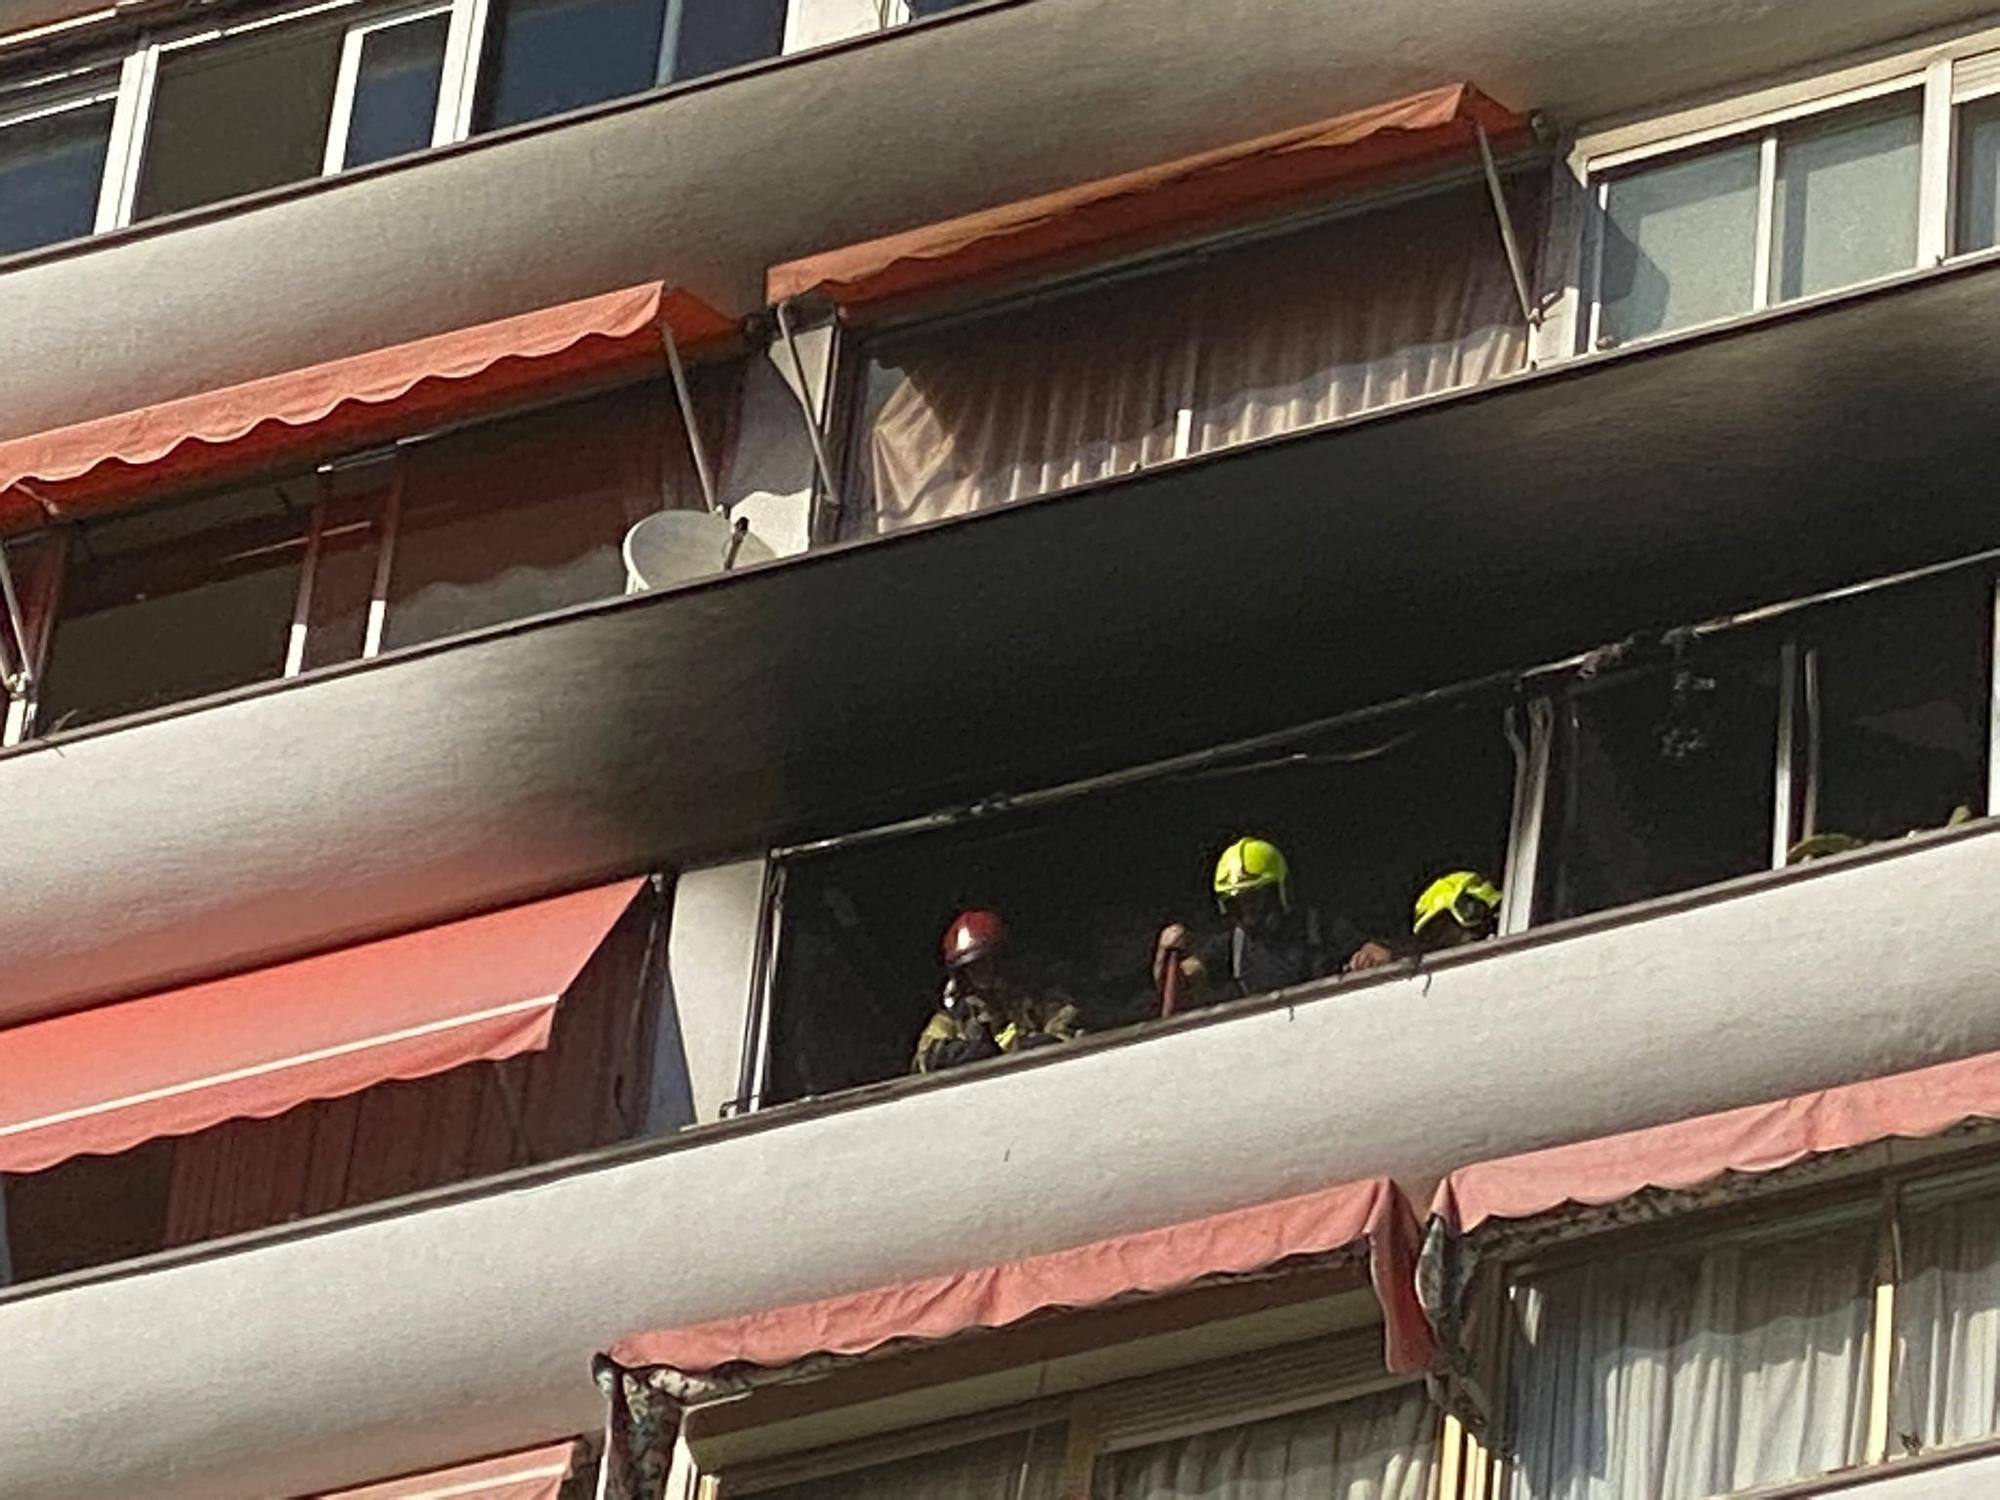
[1412,870,1503,951]
[1154,837,1395,1010]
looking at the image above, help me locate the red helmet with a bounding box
[941,909,1006,969]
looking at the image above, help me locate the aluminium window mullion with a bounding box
[1920,58,1955,266]
[1752,130,1779,310]
[284,488,328,676]
[96,43,156,230]
[1772,637,1799,868]
[1987,576,2000,816]
[655,0,687,86]
[436,0,489,140]
[1500,697,1553,934]
[321,20,371,175]
[1583,179,1609,352]
[361,463,403,657]
[1864,1179,1903,1466]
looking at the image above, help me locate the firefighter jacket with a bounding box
[911,980,1081,1075]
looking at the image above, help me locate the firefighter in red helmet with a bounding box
[912,909,1081,1074]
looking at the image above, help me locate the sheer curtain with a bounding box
[1508,1217,1877,1500]
[1091,1384,1437,1500]
[863,267,1190,533]
[749,1425,1064,1500]
[1897,1182,2000,1452]
[860,179,1536,537]
[1190,181,1532,452]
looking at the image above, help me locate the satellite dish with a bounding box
[623,511,776,593]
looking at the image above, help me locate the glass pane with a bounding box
[135,22,344,220]
[380,383,681,651]
[1544,642,1779,921]
[0,100,112,256]
[1956,95,2000,255]
[1898,1177,2000,1452]
[1509,1216,1877,1500]
[1598,143,1759,343]
[300,481,390,670]
[909,0,981,14]
[1772,96,1921,303]
[1093,1384,1438,1499]
[666,0,787,82]
[37,485,311,731]
[341,13,449,169]
[1803,571,1989,846]
[476,0,665,131]
[756,1425,1064,1500]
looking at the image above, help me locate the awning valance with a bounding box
[0,283,735,534]
[310,1441,579,1500]
[766,83,1530,314]
[609,1175,1434,1379]
[0,879,642,1174]
[1431,1048,2000,1238]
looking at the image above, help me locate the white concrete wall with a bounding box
[11,825,2000,1498]
[665,856,769,1123]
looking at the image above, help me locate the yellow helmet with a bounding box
[1414,871,1502,935]
[1214,837,1291,912]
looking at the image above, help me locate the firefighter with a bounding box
[1153,837,1395,1010]
[912,909,1081,1074]
[1412,870,1502,951]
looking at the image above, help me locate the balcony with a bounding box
[9,249,2000,1020]
[4,0,1996,442]
[11,805,2000,1498]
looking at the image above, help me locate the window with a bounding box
[3,881,667,1282]
[768,699,1516,1100]
[850,179,1536,535]
[1507,1207,1880,1498]
[1956,92,2000,253]
[133,19,349,220]
[1791,569,1991,849]
[1541,638,1780,922]
[17,372,730,737]
[0,92,114,255]
[1591,92,1923,345]
[331,9,451,170]
[476,0,786,129]
[907,0,985,16]
[35,482,315,732]
[1495,1159,2000,1497]
[749,1426,1065,1499]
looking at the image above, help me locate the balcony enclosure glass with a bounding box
[847,177,1540,536]
[1593,92,1924,345]
[19,369,733,737]
[0,95,113,256]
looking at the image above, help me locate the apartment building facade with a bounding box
[13,0,2000,1494]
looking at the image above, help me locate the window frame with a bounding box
[0,60,128,241]
[712,1329,1442,1498]
[1470,1147,2000,1498]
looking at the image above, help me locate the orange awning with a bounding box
[609,1176,1435,1378]
[767,83,1529,314]
[0,283,735,534]
[0,880,641,1174]
[1430,1048,2000,1238]
[311,1441,578,1500]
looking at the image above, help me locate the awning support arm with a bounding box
[1475,121,1539,329]
[774,299,847,532]
[0,538,31,697]
[661,320,722,516]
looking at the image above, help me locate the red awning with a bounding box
[1431,1048,2000,1237]
[611,1176,1435,1378]
[0,282,735,534]
[311,1441,577,1500]
[766,83,1529,314]
[0,879,642,1174]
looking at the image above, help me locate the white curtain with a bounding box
[1508,1217,1877,1500]
[864,266,1191,533]
[1189,181,1530,452]
[750,1425,1064,1500]
[1896,1186,2000,1452]
[861,179,1534,537]
[1090,1384,1437,1500]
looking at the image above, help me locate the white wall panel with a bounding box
[666,856,766,1123]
